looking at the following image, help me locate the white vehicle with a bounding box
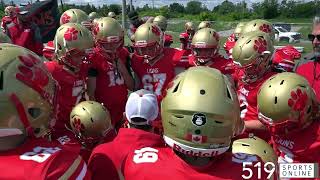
[274,26,301,43]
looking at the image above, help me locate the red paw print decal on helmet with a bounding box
[61,13,71,24]
[92,23,99,36]
[72,118,85,134]
[259,24,272,33]
[17,54,49,89]
[288,88,308,112]
[253,38,267,54]
[151,25,161,36]
[64,27,79,41]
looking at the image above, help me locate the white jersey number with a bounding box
[133,147,159,164]
[142,73,166,96]
[20,146,61,163]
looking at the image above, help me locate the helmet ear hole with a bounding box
[28,107,41,119]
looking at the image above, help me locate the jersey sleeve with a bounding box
[88,153,120,180]
[46,150,89,180]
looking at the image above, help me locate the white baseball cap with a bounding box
[125,89,159,125]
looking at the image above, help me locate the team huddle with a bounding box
[0,6,320,180]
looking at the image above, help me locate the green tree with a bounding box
[214,0,235,14]
[169,2,184,13]
[186,1,202,15]
[159,5,169,17]
[109,4,121,14]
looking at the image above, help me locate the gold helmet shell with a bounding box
[54,23,94,70]
[0,32,12,43]
[153,15,167,31]
[88,12,99,21]
[232,135,277,164]
[185,21,195,31]
[60,9,89,25]
[0,43,57,151]
[232,31,274,82]
[4,6,16,17]
[258,72,315,129]
[234,22,246,39]
[133,23,163,60]
[70,101,112,147]
[162,66,242,157]
[108,12,116,19]
[242,19,275,40]
[92,17,124,44]
[198,21,212,30]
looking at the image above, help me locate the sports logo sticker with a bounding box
[192,113,206,126]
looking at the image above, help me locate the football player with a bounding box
[69,101,116,162]
[1,6,17,33]
[88,17,134,129]
[108,12,116,19]
[131,23,183,102]
[232,31,276,140]
[123,67,276,180]
[89,89,164,180]
[0,43,89,179]
[44,9,91,60]
[188,28,238,84]
[224,22,246,59]
[153,15,173,47]
[180,21,195,50]
[258,72,320,164]
[45,23,94,137]
[88,12,99,21]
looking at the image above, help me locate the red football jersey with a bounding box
[270,121,320,164]
[43,41,55,60]
[131,48,181,100]
[237,72,277,140]
[188,54,237,76]
[124,147,271,180]
[45,61,87,131]
[88,47,130,126]
[296,61,320,101]
[0,137,88,180]
[272,45,301,72]
[224,33,236,59]
[179,32,192,50]
[88,128,164,180]
[164,33,173,47]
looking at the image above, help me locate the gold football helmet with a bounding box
[133,23,164,62]
[4,6,16,17]
[60,9,89,25]
[232,31,274,83]
[93,17,124,53]
[185,21,195,35]
[153,15,167,31]
[233,135,277,164]
[234,22,246,40]
[0,44,57,151]
[258,72,315,132]
[70,101,113,147]
[242,19,275,40]
[191,28,219,65]
[198,21,212,30]
[88,12,99,21]
[162,66,242,157]
[54,23,94,72]
[108,12,116,19]
[0,32,12,43]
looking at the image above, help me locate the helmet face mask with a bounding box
[134,41,161,61]
[193,48,217,64]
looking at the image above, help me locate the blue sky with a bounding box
[7,0,264,9]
